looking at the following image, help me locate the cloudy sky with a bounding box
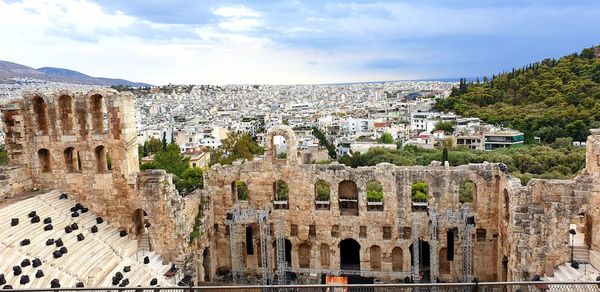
[0,0,598,85]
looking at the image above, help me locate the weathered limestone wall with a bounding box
[0,90,200,265]
[0,165,33,201]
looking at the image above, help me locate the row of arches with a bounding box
[36,146,111,174]
[267,238,405,272]
[32,94,108,136]
[230,178,477,213]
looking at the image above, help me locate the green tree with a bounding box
[366,180,384,202]
[378,132,395,144]
[162,132,168,151]
[210,132,263,165]
[459,181,474,203]
[275,180,289,200]
[411,181,428,202]
[315,180,330,201]
[434,121,454,133]
[237,181,249,200]
[312,127,336,158]
[145,138,163,155]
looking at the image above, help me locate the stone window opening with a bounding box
[331,225,339,238]
[309,224,316,238]
[91,94,108,134]
[369,245,382,270]
[314,179,330,210]
[290,224,298,236]
[359,226,367,238]
[33,96,49,135]
[411,180,429,211]
[402,227,412,239]
[58,95,74,135]
[273,180,289,210]
[37,148,51,173]
[94,145,109,173]
[366,180,384,211]
[476,228,487,242]
[382,226,392,240]
[459,180,476,205]
[63,147,78,173]
[339,180,359,216]
[273,135,287,160]
[237,181,249,201]
[230,181,236,203]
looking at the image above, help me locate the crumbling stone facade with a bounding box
[203,125,600,284]
[0,90,200,265]
[2,92,600,285]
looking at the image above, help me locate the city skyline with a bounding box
[0,0,598,85]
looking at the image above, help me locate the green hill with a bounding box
[435,45,600,143]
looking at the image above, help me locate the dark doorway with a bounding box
[501,255,508,281]
[131,209,147,237]
[340,238,361,271]
[284,239,292,267]
[410,240,431,282]
[202,248,210,282]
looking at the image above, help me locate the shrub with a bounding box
[411,181,428,202]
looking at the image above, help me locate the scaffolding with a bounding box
[411,212,421,281]
[226,205,273,284]
[438,206,475,283]
[429,207,439,283]
[275,218,287,285]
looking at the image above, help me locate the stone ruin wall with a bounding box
[0,90,200,264]
[203,125,600,283]
[2,92,600,284]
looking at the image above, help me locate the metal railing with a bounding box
[2,281,600,292]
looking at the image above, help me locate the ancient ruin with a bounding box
[1,90,600,287]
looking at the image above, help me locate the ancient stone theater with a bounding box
[0,89,599,288]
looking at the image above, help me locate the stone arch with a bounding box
[320,243,330,268]
[90,94,107,134]
[94,145,108,173]
[63,147,78,173]
[439,247,450,274]
[339,180,359,216]
[131,208,148,238]
[265,125,298,164]
[299,243,311,268]
[58,94,74,134]
[503,189,509,220]
[315,179,331,210]
[392,247,403,272]
[366,180,384,211]
[202,247,211,281]
[459,180,476,205]
[37,148,51,173]
[32,96,49,135]
[339,238,361,270]
[369,245,382,270]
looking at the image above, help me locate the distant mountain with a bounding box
[0,60,151,87]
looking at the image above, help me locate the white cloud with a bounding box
[211,5,261,18]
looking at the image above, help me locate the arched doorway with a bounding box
[410,240,431,282]
[202,248,211,282]
[132,209,148,237]
[339,238,361,271]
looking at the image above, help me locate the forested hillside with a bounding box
[435,46,600,143]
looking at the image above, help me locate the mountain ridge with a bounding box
[0,60,151,87]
